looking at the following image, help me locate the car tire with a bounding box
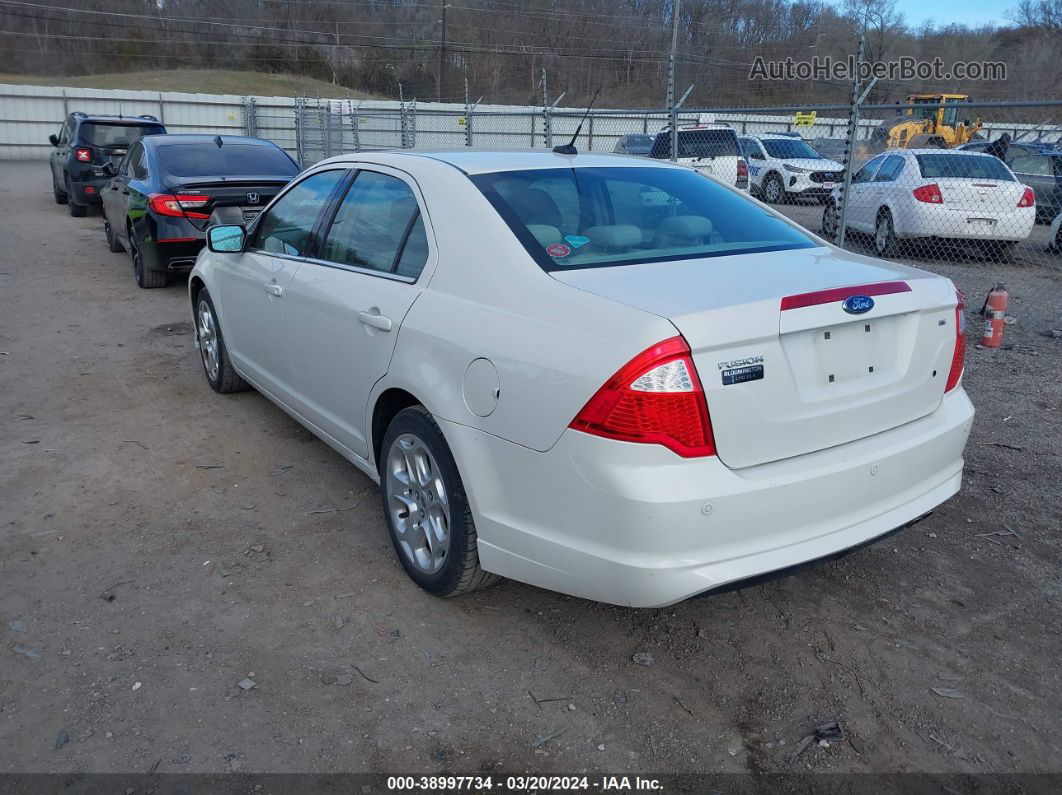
[380,405,498,598]
[873,210,898,257]
[821,201,839,241]
[763,173,785,204]
[104,220,124,253]
[66,178,87,217]
[53,179,68,205]
[130,234,166,289]
[195,289,249,394]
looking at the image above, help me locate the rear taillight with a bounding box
[913,183,943,204]
[1017,187,1035,208]
[945,289,966,393]
[74,147,92,162]
[737,158,749,178]
[148,193,211,220]
[569,336,716,457]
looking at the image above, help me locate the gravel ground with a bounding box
[1,162,1060,777]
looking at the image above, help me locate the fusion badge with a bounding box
[718,355,765,386]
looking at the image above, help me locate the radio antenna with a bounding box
[552,87,600,156]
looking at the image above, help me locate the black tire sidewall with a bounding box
[380,407,474,596]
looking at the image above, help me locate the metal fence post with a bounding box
[294,96,305,166]
[349,99,361,152]
[158,92,165,124]
[541,70,552,148]
[835,35,866,247]
[408,98,417,148]
[464,78,474,147]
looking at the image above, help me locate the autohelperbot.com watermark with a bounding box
[749,55,1007,82]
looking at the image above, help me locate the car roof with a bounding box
[898,148,1004,157]
[319,149,687,175]
[145,134,279,148]
[73,114,163,125]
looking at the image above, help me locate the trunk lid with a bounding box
[167,176,290,223]
[552,247,959,469]
[935,177,1022,216]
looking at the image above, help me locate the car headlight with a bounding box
[783,164,810,173]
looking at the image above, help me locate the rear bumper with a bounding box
[443,388,974,607]
[142,238,204,272]
[898,206,1034,241]
[69,176,107,204]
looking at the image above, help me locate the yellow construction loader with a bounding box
[870,94,982,151]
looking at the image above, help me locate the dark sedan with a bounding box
[101,135,299,288]
[1008,152,1062,223]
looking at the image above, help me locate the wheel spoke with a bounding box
[385,431,453,575]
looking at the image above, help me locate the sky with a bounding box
[892,0,1012,28]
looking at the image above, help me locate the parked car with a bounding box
[190,149,973,607]
[648,124,748,190]
[48,112,166,217]
[823,149,1035,260]
[1008,152,1062,223]
[810,137,848,162]
[613,133,653,156]
[956,140,1048,164]
[101,134,299,288]
[738,134,844,203]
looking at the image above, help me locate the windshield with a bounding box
[650,129,738,160]
[762,138,821,159]
[472,166,816,272]
[916,154,1015,181]
[157,143,298,177]
[80,122,163,148]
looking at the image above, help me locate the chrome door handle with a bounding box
[264,282,283,297]
[357,310,392,332]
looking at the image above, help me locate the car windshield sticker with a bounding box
[564,234,590,249]
[546,242,572,258]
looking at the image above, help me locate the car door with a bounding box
[213,168,348,405]
[740,138,766,189]
[105,143,139,244]
[845,155,886,231]
[1010,155,1057,220]
[282,166,434,460]
[871,154,906,232]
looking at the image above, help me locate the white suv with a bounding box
[739,133,844,204]
[650,124,748,191]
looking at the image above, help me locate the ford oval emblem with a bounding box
[842,295,874,314]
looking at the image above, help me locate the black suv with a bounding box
[49,112,167,217]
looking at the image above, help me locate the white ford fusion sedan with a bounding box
[189,149,974,607]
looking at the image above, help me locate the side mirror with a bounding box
[102,162,117,177]
[207,224,246,253]
[49,134,59,147]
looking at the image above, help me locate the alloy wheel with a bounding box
[764,175,782,203]
[197,299,220,382]
[385,433,451,575]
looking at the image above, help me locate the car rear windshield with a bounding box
[916,154,1015,181]
[80,122,163,148]
[650,129,739,159]
[762,138,821,160]
[156,143,299,178]
[625,135,652,147]
[472,166,816,272]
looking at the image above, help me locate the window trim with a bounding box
[245,166,351,255]
[310,167,431,283]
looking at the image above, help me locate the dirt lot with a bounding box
[2,161,1061,778]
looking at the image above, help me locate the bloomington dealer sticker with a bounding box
[546,242,572,258]
[718,355,765,385]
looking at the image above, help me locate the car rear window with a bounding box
[80,122,163,148]
[472,166,816,272]
[157,143,299,178]
[915,154,1014,181]
[650,129,739,159]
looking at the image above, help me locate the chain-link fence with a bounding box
[280,97,1062,280]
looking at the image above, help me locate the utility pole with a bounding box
[667,0,682,162]
[835,33,866,247]
[438,2,451,103]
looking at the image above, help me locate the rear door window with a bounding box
[318,170,427,278]
[157,144,298,178]
[79,123,164,148]
[1009,155,1051,176]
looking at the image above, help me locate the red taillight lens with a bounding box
[945,289,965,393]
[1017,187,1035,208]
[737,158,749,178]
[569,336,716,457]
[913,183,943,204]
[74,147,92,162]
[148,193,211,220]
